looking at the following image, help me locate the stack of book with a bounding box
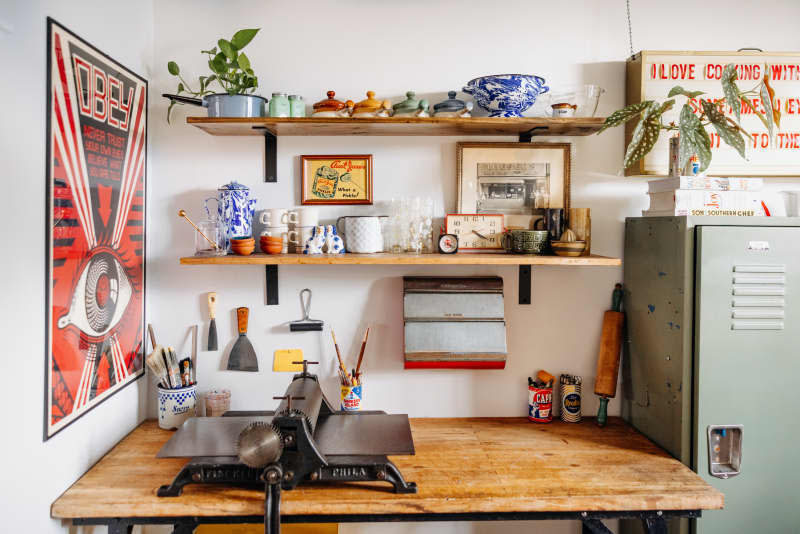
[644,176,769,217]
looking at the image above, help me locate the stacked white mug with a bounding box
[291,207,319,252]
[260,208,298,253]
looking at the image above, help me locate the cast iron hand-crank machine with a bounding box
[156,361,417,533]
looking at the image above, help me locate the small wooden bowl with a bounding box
[260,236,283,254]
[231,237,255,245]
[264,244,283,255]
[551,240,586,257]
[231,244,255,256]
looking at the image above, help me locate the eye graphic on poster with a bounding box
[45,18,147,439]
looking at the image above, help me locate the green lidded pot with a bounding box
[392,91,430,117]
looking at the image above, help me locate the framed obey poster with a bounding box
[45,18,147,439]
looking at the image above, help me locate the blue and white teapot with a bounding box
[207,181,257,252]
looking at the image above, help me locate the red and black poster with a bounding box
[45,19,147,439]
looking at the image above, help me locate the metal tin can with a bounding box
[269,92,290,117]
[289,95,305,117]
[528,385,553,423]
[559,374,582,423]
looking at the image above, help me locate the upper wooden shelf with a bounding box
[186,116,606,137]
[180,253,621,266]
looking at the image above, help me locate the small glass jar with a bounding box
[289,95,305,117]
[269,92,290,117]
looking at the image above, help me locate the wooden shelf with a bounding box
[180,253,621,266]
[186,116,606,137]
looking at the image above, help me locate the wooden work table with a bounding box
[52,417,722,533]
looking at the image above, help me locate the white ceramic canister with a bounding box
[336,216,386,253]
[158,385,197,429]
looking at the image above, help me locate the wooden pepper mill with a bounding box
[594,283,625,427]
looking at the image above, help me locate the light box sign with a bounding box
[626,51,800,176]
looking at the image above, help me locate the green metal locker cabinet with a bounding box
[621,216,800,534]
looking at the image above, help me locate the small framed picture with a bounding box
[457,143,571,229]
[301,155,373,205]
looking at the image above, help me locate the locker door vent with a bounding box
[731,265,786,331]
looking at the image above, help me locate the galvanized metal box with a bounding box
[403,277,507,369]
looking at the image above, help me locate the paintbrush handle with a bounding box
[354,327,370,376]
[331,330,351,385]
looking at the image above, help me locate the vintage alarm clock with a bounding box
[438,233,458,254]
[445,214,505,253]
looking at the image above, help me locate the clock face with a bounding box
[445,214,505,250]
[438,234,458,254]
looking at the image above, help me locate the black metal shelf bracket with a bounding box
[519,265,532,305]
[253,126,277,183]
[266,265,279,305]
[519,127,548,143]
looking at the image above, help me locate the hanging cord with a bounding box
[626,0,635,59]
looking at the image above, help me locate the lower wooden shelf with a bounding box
[180,253,620,306]
[179,253,621,266]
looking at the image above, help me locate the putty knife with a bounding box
[207,292,218,351]
[227,307,258,372]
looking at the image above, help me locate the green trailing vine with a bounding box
[599,64,781,172]
[165,28,260,123]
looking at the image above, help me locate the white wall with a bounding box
[148,2,800,533]
[3,1,799,533]
[0,1,154,532]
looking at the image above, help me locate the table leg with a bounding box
[582,518,614,534]
[642,516,668,534]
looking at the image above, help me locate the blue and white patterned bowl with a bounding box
[463,74,549,118]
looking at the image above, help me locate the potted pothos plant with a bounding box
[599,63,781,173]
[163,28,263,123]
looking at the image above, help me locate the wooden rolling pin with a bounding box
[594,283,625,427]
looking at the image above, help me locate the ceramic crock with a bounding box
[210,181,258,252]
[352,91,392,118]
[433,91,473,117]
[462,74,549,117]
[336,216,386,253]
[158,385,197,430]
[392,91,430,117]
[311,91,354,117]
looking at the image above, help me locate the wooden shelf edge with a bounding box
[185,116,607,137]
[179,253,621,266]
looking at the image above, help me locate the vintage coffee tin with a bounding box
[528,384,553,423]
[559,374,582,423]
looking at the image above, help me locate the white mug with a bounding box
[294,207,319,228]
[260,208,297,226]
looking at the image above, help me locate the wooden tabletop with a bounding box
[51,417,722,520]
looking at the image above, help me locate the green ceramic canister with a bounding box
[504,229,548,254]
[269,92,290,117]
[289,95,305,117]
